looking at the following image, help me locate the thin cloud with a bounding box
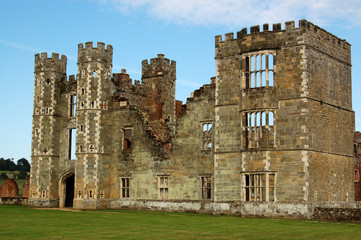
[177,79,202,88]
[0,39,77,61]
[96,0,361,27]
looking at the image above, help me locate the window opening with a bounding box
[202,123,213,151]
[91,101,95,108]
[70,95,76,117]
[89,190,93,199]
[81,88,85,95]
[262,112,266,126]
[93,71,96,77]
[158,176,169,199]
[242,172,275,202]
[269,112,274,126]
[201,176,212,199]
[244,111,275,148]
[245,52,275,88]
[256,112,261,126]
[123,129,132,153]
[121,177,130,198]
[46,79,50,85]
[68,128,76,160]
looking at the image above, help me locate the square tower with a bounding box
[214,20,354,211]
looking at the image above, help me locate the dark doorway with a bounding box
[65,174,75,207]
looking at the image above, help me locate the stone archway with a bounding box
[59,171,75,208]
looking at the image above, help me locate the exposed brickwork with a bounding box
[0,179,19,197]
[28,20,355,218]
[22,177,30,198]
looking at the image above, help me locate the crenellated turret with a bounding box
[74,41,114,209]
[29,52,67,207]
[141,54,176,129]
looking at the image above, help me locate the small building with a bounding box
[29,20,355,218]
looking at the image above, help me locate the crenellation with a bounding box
[263,24,269,32]
[250,25,260,33]
[285,21,295,31]
[225,32,234,41]
[272,23,282,31]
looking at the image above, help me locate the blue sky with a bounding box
[1,0,361,162]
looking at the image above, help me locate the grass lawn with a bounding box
[0,205,361,239]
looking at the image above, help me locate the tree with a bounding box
[8,165,16,171]
[17,171,28,179]
[0,172,8,180]
[17,158,30,172]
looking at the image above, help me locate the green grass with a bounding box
[0,205,361,239]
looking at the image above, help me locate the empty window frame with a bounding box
[120,177,130,198]
[122,128,133,153]
[68,128,76,160]
[244,111,275,148]
[201,122,213,150]
[201,176,212,200]
[241,172,276,202]
[70,95,76,117]
[245,52,274,89]
[158,176,169,199]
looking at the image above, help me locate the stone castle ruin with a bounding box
[29,20,355,218]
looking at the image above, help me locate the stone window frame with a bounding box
[120,177,131,199]
[41,190,47,198]
[355,169,360,182]
[68,128,76,160]
[88,190,94,199]
[69,94,77,117]
[243,50,275,89]
[240,171,276,202]
[242,110,275,149]
[200,175,213,200]
[200,121,213,151]
[122,127,133,154]
[158,175,169,200]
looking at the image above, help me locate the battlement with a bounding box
[142,54,176,79]
[77,41,113,63]
[35,52,67,61]
[77,41,113,51]
[34,52,67,73]
[215,19,350,49]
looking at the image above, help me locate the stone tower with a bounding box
[214,20,354,208]
[141,54,176,133]
[29,53,67,207]
[73,42,113,209]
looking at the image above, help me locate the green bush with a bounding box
[0,172,8,180]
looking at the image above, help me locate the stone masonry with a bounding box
[29,20,355,218]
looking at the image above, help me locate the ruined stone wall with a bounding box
[165,83,215,200]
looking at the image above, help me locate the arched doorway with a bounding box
[59,172,75,208]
